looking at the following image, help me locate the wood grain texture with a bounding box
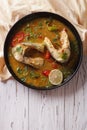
[0,56,87,130]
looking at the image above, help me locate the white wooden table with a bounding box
[0,56,87,130]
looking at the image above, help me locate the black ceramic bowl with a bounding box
[4,12,83,90]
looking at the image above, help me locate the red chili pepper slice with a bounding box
[15,32,24,42]
[11,39,18,47]
[38,35,43,39]
[52,62,58,69]
[11,32,24,47]
[64,28,67,32]
[24,33,30,37]
[45,51,51,59]
[42,70,50,77]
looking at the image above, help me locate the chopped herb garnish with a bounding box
[38,22,43,26]
[21,77,26,82]
[24,27,32,33]
[22,66,29,76]
[62,52,68,60]
[60,68,73,79]
[33,33,38,38]
[34,27,38,31]
[63,70,71,79]
[25,36,30,41]
[16,46,23,53]
[45,17,53,25]
[47,25,58,32]
[52,34,60,47]
[41,76,47,81]
[29,71,40,78]
[70,40,79,54]
[38,22,43,29]
[52,34,59,43]
[52,38,58,42]
[30,32,34,37]
[29,32,37,39]
[17,67,23,74]
[46,80,52,88]
[24,66,28,73]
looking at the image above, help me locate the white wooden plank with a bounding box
[0,79,29,130]
[64,56,87,130]
[28,87,65,130]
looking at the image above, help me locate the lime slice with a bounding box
[49,69,63,85]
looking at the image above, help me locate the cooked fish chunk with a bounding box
[44,29,71,63]
[60,29,70,49]
[22,42,45,53]
[24,57,44,69]
[12,44,44,69]
[12,44,26,62]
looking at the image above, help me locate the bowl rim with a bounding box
[4,11,83,90]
